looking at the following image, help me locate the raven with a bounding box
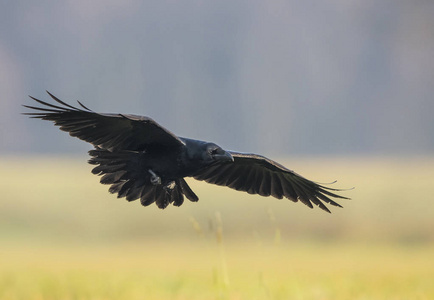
[24,92,350,212]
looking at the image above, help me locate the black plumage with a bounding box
[24,92,350,212]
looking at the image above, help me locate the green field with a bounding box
[1,156,434,299]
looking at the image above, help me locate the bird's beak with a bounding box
[214,151,234,162]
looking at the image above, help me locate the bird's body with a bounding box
[24,92,350,212]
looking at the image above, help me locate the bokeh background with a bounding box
[1,1,434,299]
[2,0,434,155]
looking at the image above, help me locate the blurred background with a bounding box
[1,1,434,299]
[2,0,434,155]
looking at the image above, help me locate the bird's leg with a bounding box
[148,169,161,185]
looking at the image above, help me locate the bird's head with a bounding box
[203,143,234,164]
[182,138,234,168]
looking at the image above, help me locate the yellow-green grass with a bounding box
[1,155,434,299]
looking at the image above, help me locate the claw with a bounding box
[164,181,176,190]
[148,169,161,185]
[163,181,176,195]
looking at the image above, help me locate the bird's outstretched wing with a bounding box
[193,152,349,213]
[23,91,185,150]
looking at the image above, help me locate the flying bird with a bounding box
[24,92,350,213]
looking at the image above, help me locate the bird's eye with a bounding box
[210,148,218,155]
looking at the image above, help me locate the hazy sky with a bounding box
[1,1,434,156]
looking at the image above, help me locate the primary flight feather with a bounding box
[24,92,350,212]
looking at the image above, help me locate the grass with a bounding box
[2,240,433,299]
[1,155,434,299]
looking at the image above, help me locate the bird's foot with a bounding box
[163,181,176,195]
[164,181,176,191]
[148,169,161,185]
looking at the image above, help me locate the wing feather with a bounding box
[194,152,349,213]
[270,173,284,199]
[23,92,185,150]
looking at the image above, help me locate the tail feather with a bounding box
[88,148,199,208]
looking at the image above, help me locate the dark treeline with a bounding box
[2,1,434,155]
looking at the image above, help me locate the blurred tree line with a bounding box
[1,1,433,155]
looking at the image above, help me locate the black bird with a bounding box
[24,92,350,212]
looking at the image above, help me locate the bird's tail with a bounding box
[88,148,198,209]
